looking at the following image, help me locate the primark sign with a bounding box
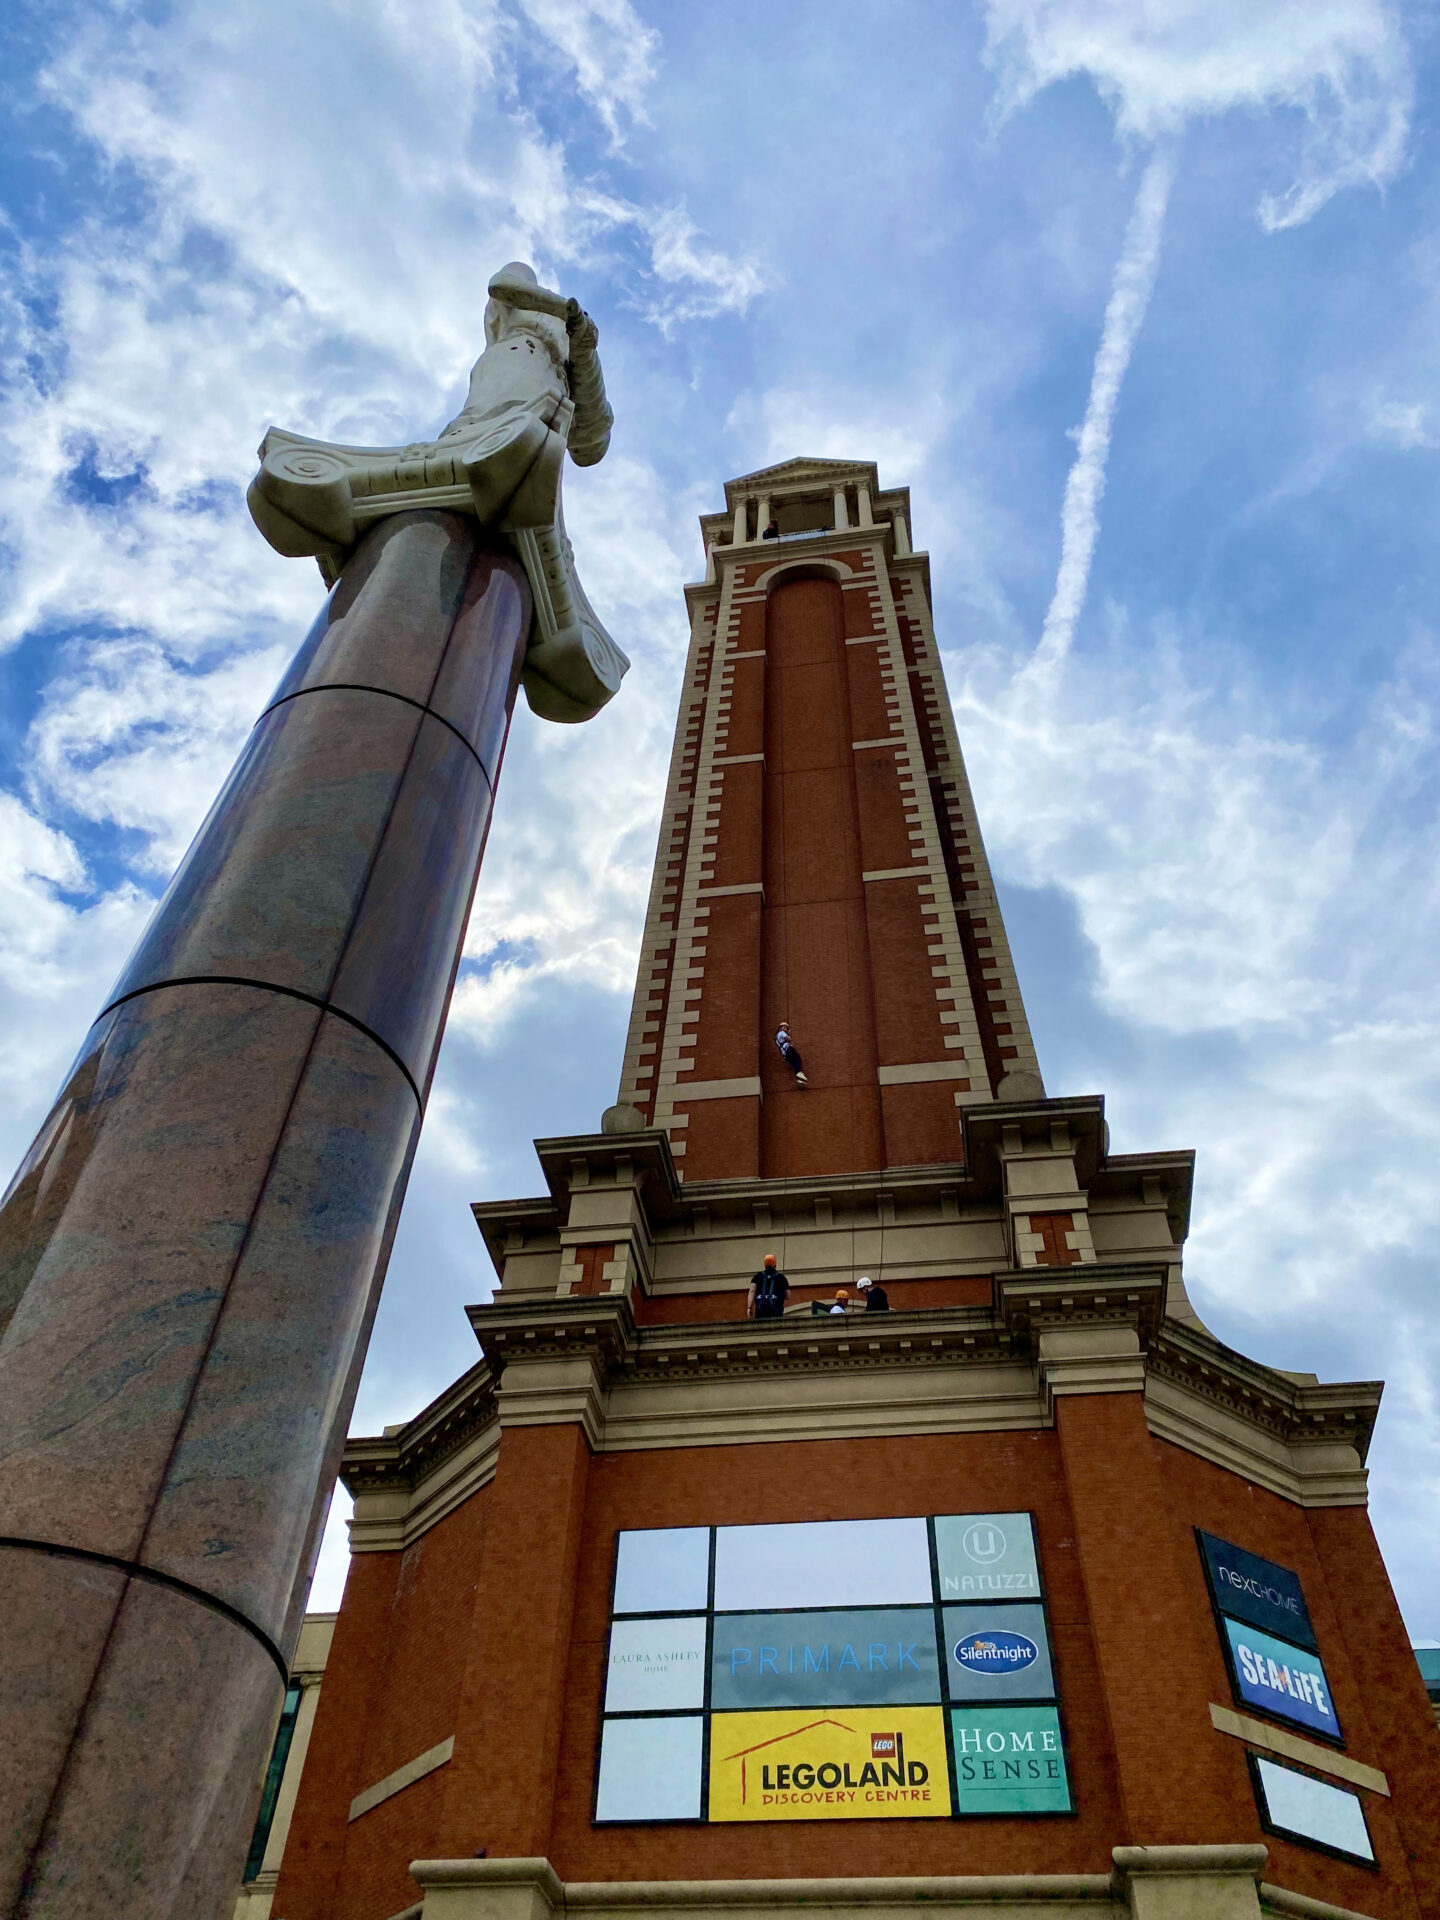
[594,1513,1073,1825]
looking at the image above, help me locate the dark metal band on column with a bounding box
[0,511,530,1920]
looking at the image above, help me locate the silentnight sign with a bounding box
[594,1515,1073,1825]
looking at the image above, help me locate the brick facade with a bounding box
[261,462,1439,1920]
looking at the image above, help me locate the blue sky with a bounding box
[3,0,1440,1629]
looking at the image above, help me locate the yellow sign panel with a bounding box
[707,1707,952,1821]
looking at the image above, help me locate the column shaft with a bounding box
[0,510,530,1920]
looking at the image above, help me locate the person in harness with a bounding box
[775,1022,808,1087]
[746,1253,790,1319]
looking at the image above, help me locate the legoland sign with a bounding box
[707,1708,952,1822]
[595,1514,1073,1824]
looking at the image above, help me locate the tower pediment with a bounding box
[723,454,881,502]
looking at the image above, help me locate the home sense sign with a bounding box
[594,1515,1071,1824]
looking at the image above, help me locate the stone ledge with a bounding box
[404,1852,1379,1920]
[1207,1703,1388,1796]
[349,1735,454,1823]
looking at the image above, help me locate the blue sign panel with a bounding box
[944,1604,1055,1702]
[711,1608,941,1710]
[1198,1531,1316,1650]
[1223,1618,1341,1740]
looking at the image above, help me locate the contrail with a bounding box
[1035,149,1175,667]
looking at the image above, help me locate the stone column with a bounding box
[0,509,530,1920]
[891,509,910,556]
[756,492,770,530]
[732,495,748,543]
[833,486,849,529]
[856,483,873,527]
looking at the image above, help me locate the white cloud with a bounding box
[0,792,152,1110]
[514,0,660,141]
[725,382,944,482]
[983,0,1412,228]
[27,637,291,874]
[952,608,1440,1632]
[639,204,769,332]
[1035,148,1172,668]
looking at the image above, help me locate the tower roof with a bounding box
[723,456,882,505]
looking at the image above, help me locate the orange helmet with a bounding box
[836,1288,850,1301]
[763,1253,777,1268]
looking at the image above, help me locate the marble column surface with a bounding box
[0,511,530,1919]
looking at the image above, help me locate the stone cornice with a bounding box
[460,1283,1379,1457]
[1149,1322,1381,1462]
[721,457,885,501]
[998,1263,1170,1349]
[341,1359,498,1498]
[342,1287,1382,1555]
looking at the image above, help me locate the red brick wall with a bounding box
[550,1431,1121,1882]
[760,576,883,1178]
[272,1487,491,1920]
[635,1275,994,1323]
[284,1418,1439,1918]
[1155,1439,1436,1918]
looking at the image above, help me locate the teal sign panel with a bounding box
[951,1706,1072,1813]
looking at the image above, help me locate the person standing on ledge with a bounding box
[747,1253,790,1319]
[775,1021,808,1086]
[858,1275,890,1311]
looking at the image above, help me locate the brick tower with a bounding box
[259,462,1440,1920]
[611,458,1040,1184]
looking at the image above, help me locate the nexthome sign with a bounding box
[593,1515,1072,1824]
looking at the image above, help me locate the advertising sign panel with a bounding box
[713,1518,933,1611]
[950,1707,1072,1814]
[935,1513,1041,1599]
[1251,1756,1373,1865]
[944,1604,1055,1702]
[595,1715,704,1822]
[598,1512,1069,1825]
[1198,1532,1316,1650]
[708,1707,952,1821]
[712,1608,940,1710]
[612,1526,711,1615]
[1223,1618,1341,1740]
[605,1616,707,1712]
